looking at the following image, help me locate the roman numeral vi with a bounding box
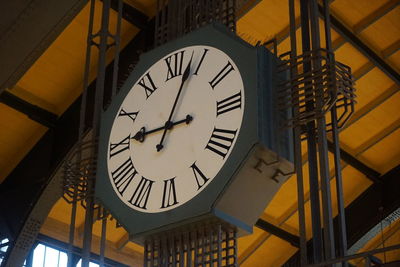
[160,178,179,208]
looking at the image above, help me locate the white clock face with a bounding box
[107,45,244,213]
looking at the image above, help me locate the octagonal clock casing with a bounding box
[96,23,293,242]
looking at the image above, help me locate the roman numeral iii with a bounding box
[111,158,138,196]
[205,128,237,159]
[165,50,185,81]
[128,176,154,209]
[216,91,242,116]
[138,72,157,99]
[160,178,179,208]
[109,135,130,158]
[190,162,210,190]
[209,61,235,89]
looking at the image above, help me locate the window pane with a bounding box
[32,244,45,267]
[44,246,59,267]
[59,251,68,267]
[76,259,100,267]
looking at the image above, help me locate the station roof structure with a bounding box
[0,0,399,266]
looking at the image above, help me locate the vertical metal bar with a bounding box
[289,0,307,265]
[111,0,123,98]
[217,225,222,267]
[300,0,323,263]
[67,193,77,267]
[99,216,107,266]
[83,0,111,266]
[309,0,336,261]
[322,0,348,263]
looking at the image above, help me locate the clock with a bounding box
[107,45,245,213]
[96,23,293,241]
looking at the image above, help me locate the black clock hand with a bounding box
[133,115,193,142]
[156,51,194,152]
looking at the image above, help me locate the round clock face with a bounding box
[107,45,244,213]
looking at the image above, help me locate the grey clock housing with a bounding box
[96,23,294,243]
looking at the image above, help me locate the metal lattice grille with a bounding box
[155,0,236,47]
[277,48,355,133]
[144,224,237,267]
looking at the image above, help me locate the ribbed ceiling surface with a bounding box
[1,0,399,266]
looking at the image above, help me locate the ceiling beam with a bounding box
[0,91,58,128]
[318,4,400,86]
[255,219,300,248]
[0,0,87,94]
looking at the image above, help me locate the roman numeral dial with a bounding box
[106,45,245,213]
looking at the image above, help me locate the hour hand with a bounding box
[132,115,193,143]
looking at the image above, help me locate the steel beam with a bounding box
[0,91,58,128]
[284,164,400,266]
[108,0,148,29]
[255,219,300,248]
[327,141,381,182]
[317,4,400,86]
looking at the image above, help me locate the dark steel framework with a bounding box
[144,223,237,267]
[61,0,124,266]
[277,0,356,265]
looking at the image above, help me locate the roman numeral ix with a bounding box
[216,91,242,116]
[128,176,154,210]
[205,127,237,159]
[160,178,179,209]
[138,72,158,99]
[119,108,138,122]
[165,50,185,81]
[111,158,138,196]
[109,135,130,158]
[209,61,235,89]
[190,162,210,190]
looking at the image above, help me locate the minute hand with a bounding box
[156,52,194,152]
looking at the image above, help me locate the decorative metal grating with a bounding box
[154,0,236,47]
[62,139,98,204]
[144,223,237,267]
[277,48,355,134]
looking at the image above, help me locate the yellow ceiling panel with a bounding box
[331,0,389,27]
[239,234,297,267]
[47,198,87,227]
[340,92,400,151]
[0,104,47,183]
[359,128,400,174]
[237,0,294,44]
[335,43,370,74]
[388,50,400,72]
[16,0,138,115]
[238,227,268,262]
[91,218,127,244]
[360,7,400,52]
[352,67,395,111]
